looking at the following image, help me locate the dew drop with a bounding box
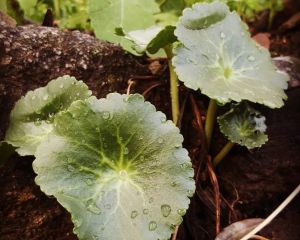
[175,143,181,148]
[177,208,186,216]
[119,170,128,179]
[76,92,80,96]
[92,235,100,240]
[86,199,101,215]
[131,210,138,219]
[158,138,163,144]
[85,179,93,186]
[148,221,157,231]
[187,189,194,197]
[102,111,110,120]
[220,32,226,39]
[67,165,75,172]
[34,118,42,126]
[43,95,48,101]
[160,115,167,123]
[59,84,64,89]
[123,147,129,155]
[161,204,171,217]
[143,208,149,215]
[247,55,255,62]
[180,162,191,169]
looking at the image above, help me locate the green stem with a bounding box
[164,45,180,125]
[268,9,275,30]
[204,99,217,149]
[212,141,235,168]
[53,0,60,18]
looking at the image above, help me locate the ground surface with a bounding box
[0,1,299,240]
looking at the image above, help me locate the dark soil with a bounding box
[0,1,300,240]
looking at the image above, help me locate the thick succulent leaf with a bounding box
[123,25,177,54]
[88,0,159,54]
[173,2,289,108]
[33,93,195,240]
[218,102,268,149]
[5,76,92,156]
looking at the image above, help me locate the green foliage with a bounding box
[4,77,195,240]
[218,102,268,149]
[5,76,92,156]
[33,93,195,240]
[16,0,90,29]
[88,0,159,54]
[173,2,288,108]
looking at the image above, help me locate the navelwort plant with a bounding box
[4,76,195,240]
[88,1,288,166]
[3,1,289,240]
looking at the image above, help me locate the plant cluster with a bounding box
[2,1,290,240]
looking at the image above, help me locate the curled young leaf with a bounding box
[173,2,288,108]
[218,102,268,149]
[33,93,195,240]
[5,76,92,156]
[122,25,177,54]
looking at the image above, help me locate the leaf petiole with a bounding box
[164,45,180,125]
[204,99,218,149]
[212,141,235,168]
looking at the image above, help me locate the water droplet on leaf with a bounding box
[220,32,226,39]
[160,116,167,123]
[143,208,149,215]
[247,55,255,62]
[187,189,194,197]
[131,210,138,219]
[86,199,101,215]
[59,84,64,89]
[148,221,157,231]
[67,165,75,172]
[124,147,129,155]
[161,204,171,217]
[177,208,186,216]
[102,112,110,120]
[43,95,48,101]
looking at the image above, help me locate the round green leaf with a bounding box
[5,76,92,156]
[218,102,268,149]
[33,93,195,240]
[173,2,289,108]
